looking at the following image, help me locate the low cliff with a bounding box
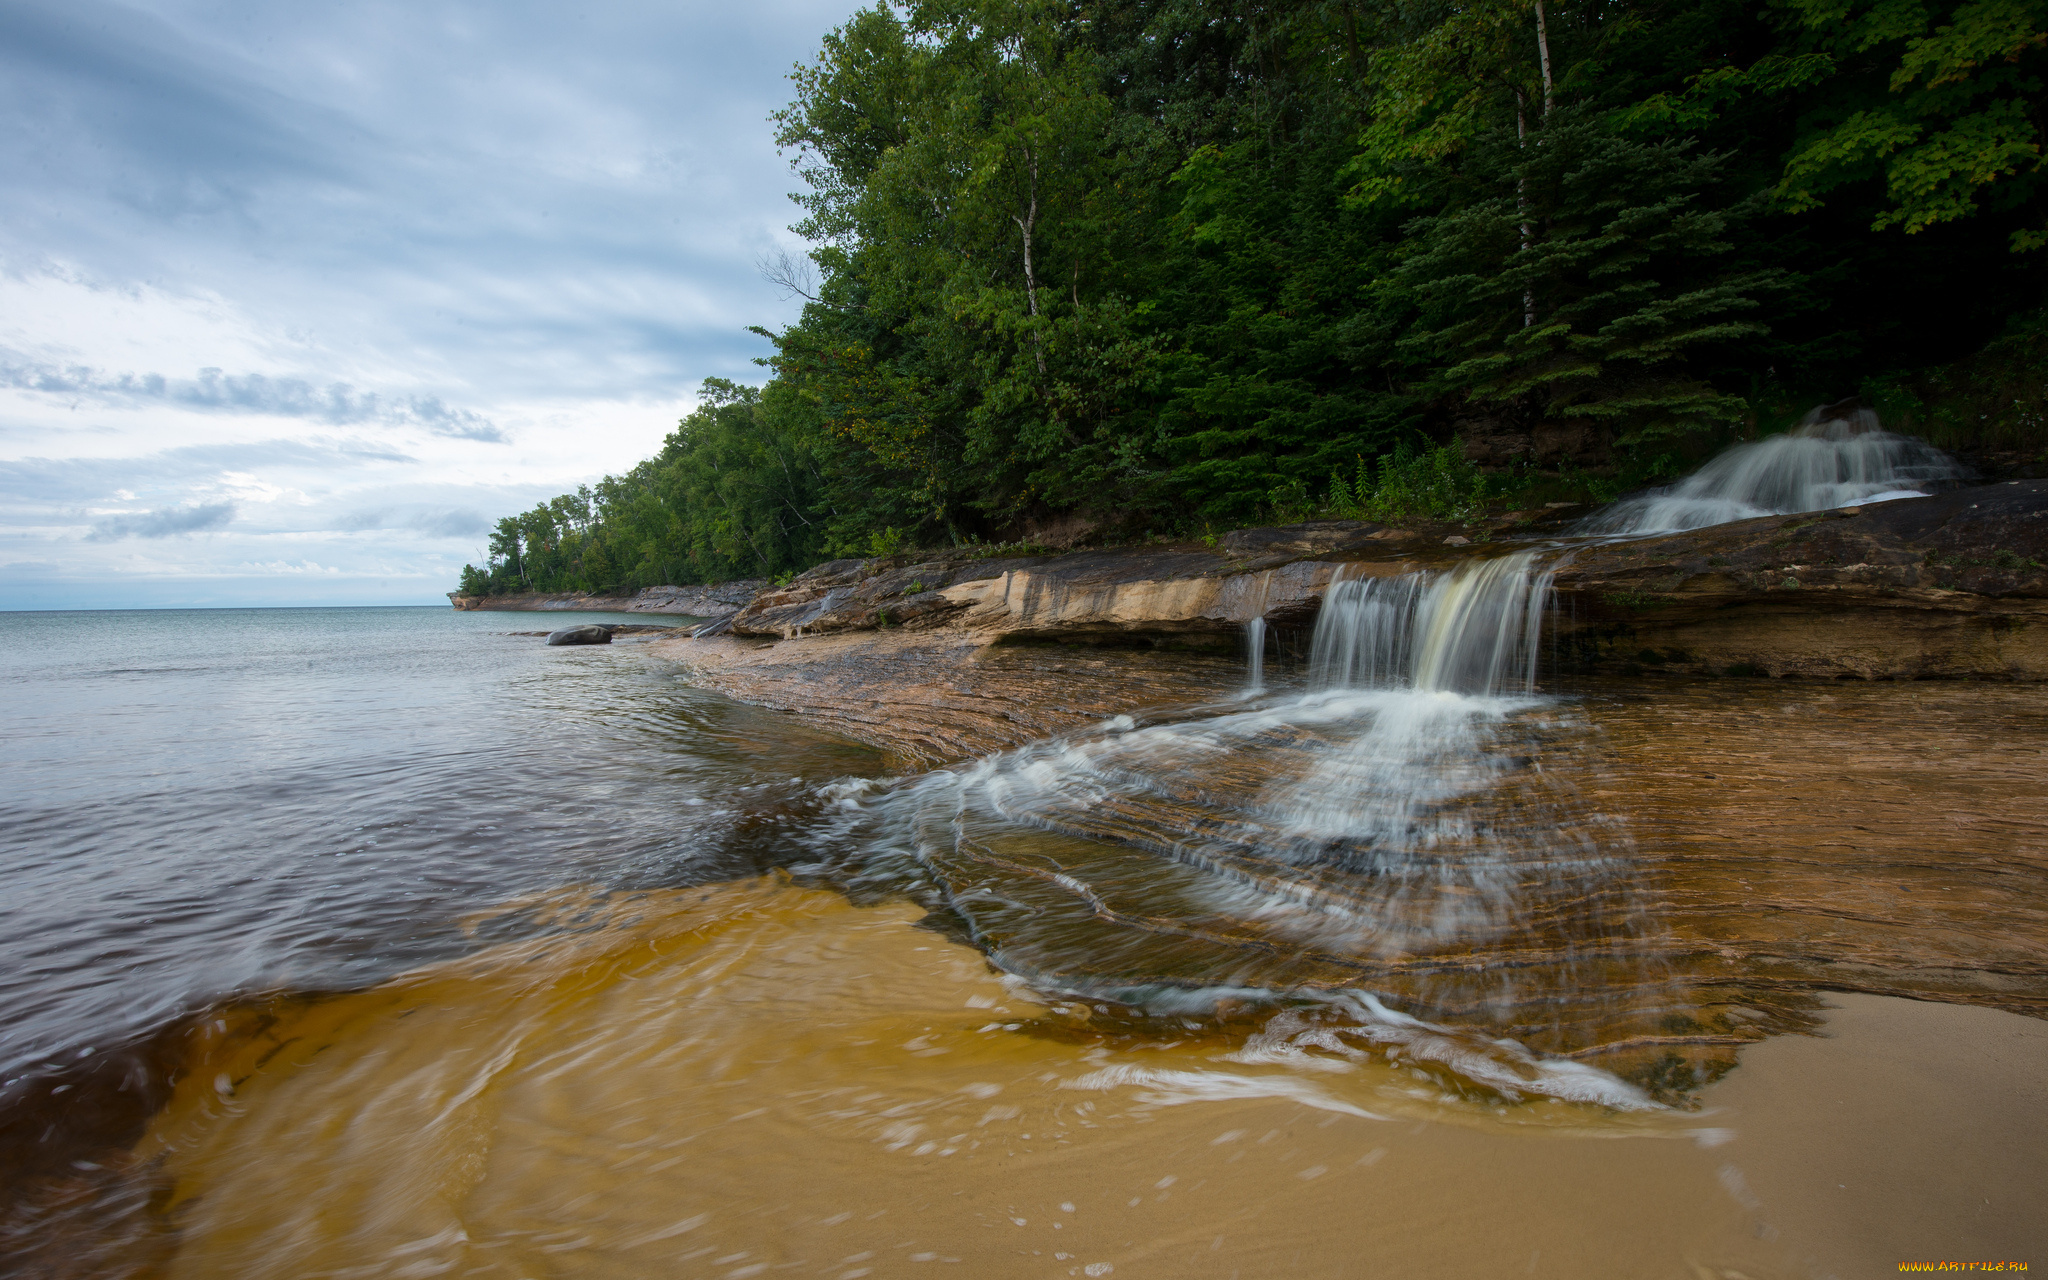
[684,481,2048,681]
[713,523,1446,644]
[449,581,764,616]
[1549,480,2048,679]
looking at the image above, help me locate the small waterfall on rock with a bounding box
[1237,569,1276,695]
[1583,402,1967,536]
[1245,616,1268,692]
[816,549,1677,1107]
[1307,552,1554,695]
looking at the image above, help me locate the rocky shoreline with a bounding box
[490,482,2048,1102]
[635,479,2048,682]
[449,579,764,616]
[627,491,2048,1087]
[605,479,2048,781]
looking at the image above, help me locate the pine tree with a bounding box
[1385,107,1782,448]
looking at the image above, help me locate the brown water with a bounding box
[31,878,2048,1279]
[6,607,2047,1277]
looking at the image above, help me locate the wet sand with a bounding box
[80,878,2045,1279]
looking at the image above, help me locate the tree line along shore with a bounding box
[460,0,2048,602]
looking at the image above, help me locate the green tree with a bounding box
[1386,109,1780,447]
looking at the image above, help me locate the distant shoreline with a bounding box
[448,581,759,617]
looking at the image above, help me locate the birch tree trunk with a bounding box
[1012,145,1048,376]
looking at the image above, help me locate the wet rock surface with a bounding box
[658,631,1246,769]
[1550,480,2048,678]
[544,624,612,646]
[649,624,2048,1086]
[1588,677,2048,1024]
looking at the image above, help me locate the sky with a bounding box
[0,0,860,609]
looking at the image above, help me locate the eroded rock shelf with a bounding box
[669,480,2048,681]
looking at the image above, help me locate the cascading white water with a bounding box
[1260,551,1576,923]
[1582,404,1967,536]
[813,544,1657,1106]
[1237,569,1277,695]
[1307,552,1553,695]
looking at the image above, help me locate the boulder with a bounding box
[545,625,614,646]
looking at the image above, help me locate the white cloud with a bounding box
[210,472,310,505]
[0,0,855,608]
[85,500,236,541]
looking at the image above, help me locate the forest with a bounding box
[460,0,2048,598]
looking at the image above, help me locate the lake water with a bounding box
[0,606,880,1083]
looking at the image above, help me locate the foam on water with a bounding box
[1225,993,1658,1110]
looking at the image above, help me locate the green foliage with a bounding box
[1617,0,2048,249]
[460,379,832,596]
[1861,305,2048,451]
[461,0,2047,597]
[1385,110,1781,446]
[1324,442,1493,523]
[1776,0,2048,249]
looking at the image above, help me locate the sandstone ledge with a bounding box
[692,480,2048,682]
[1549,480,2048,679]
[449,580,764,616]
[716,522,1437,644]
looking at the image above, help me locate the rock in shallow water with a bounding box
[545,624,613,646]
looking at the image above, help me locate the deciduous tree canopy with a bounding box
[462,0,2046,598]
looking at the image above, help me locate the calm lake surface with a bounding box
[0,607,880,1082]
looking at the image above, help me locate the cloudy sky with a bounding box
[0,0,858,609]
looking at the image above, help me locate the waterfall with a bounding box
[1304,551,1553,696]
[1582,403,1967,536]
[1236,569,1276,695]
[816,540,1665,1104]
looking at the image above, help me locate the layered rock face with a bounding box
[1549,480,2048,679]
[703,481,2047,680]
[448,580,765,616]
[719,524,1440,643]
